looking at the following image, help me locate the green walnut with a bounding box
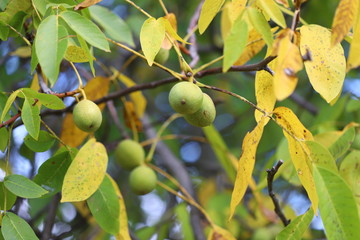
[169,81,203,114]
[73,99,102,132]
[115,139,145,170]
[154,48,170,64]
[129,165,157,195]
[184,93,216,127]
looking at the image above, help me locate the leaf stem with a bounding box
[125,0,152,18]
[158,0,169,15]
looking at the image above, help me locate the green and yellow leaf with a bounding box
[256,0,286,28]
[247,7,274,49]
[198,0,226,34]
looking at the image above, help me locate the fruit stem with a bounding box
[69,62,84,89]
[145,113,181,162]
[158,0,169,15]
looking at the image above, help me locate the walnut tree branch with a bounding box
[266,160,290,226]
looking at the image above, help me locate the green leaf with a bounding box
[175,203,195,240]
[306,141,338,173]
[0,127,8,152]
[202,125,236,181]
[1,212,39,240]
[140,17,165,66]
[24,130,55,152]
[247,7,273,48]
[77,34,95,75]
[20,88,65,110]
[276,208,314,240]
[223,18,248,72]
[1,90,20,122]
[33,151,73,197]
[61,138,108,202]
[32,0,46,16]
[35,15,67,86]
[0,182,17,210]
[313,165,360,240]
[4,174,48,198]
[21,95,40,140]
[257,0,286,28]
[328,127,355,159]
[89,5,134,47]
[87,174,120,234]
[198,0,225,34]
[30,43,38,72]
[60,11,110,52]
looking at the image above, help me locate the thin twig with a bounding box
[187,1,203,68]
[41,193,61,240]
[266,160,290,226]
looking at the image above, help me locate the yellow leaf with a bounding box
[347,2,360,70]
[140,17,165,66]
[10,46,31,58]
[64,45,94,63]
[300,25,346,103]
[30,73,40,91]
[161,13,178,50]
[254,68,275,123]
[123,101,142,132]
[60,77,110,147]
[230,0,247,22]
[256,0,286,28]
[274,0,289,7]
[273,107,318,213]
[331,0,358,46]
[234,28,266,65]
[74,0,103,10]
[118,74,147,118]
[61,138,108,202]
[229,117,266,220]
[208,225,237,240]
[221,2,233,40]
[198,0,226,34]
[159,17,190,45]
[273,30,303,100]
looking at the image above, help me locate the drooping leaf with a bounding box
[33,151,73,197]
[299,24,346,103]
[313,165,360,239]
[331,0,358,46]
[0,90,20,122]
[273,107,318,212]
[254,68,275,123]
[202,125,236,182]
[4,174,48,198]
[87,174,120,234]
[229,117,266,220]
[0,127,9,152]
[223,18,248,72]
[347,8,360,70]
[0,182,17,210]
[24,130,55,152]
[257,0,286,28]
[198,0,225,34]
[328,126,355,159]
[61,138,108,202]
[21,95,40,140]
[60,11,110,52]
[247,7,274,48]
[89,5,134,47]
[160,17,189,44]
[1,212,39,240]
[305,141,338,173]
[276,208,314,240]
[74,0,103,10]
[140,17,165,66]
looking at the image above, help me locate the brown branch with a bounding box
[266,160,290,226]
[0,111,21,129]
[187,1,204,68]
[41,193,61,240]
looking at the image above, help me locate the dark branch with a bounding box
[41,193,61,240]
[266,160,290,226]
[187,1,203,68]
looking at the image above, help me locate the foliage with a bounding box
[0,0,360,239]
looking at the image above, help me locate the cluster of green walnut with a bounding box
[72,99,156,195]
[169,81,216,127]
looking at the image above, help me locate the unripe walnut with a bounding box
[129,165,157,195]
[154,48,169,64]
[115,139,145,170]
[184,93,216,127]
[169,82,203,114]
[73,99,102,132]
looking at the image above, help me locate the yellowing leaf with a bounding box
[198,0,226,34]
[61,138,108,202]
[30,73,40,92]
[273,30,303,100]
[161,13,178,50]
[347,3,360,70]
[118,74,147,118]
[160,17,189,45]
[234,28,266,65]
[273,107,318,213]
[208,225,237,240]
[65,45,94,63]
[221,3,233,40]
[74,0,103,10]
[331,0,358,46]
[300,25,346,103]
[274,0,289,7]
[254,69,275,123]
[230,0,248,22]
[84,76,110,109]
[257,0,286,28]
[229,117,266,220]
[140,17,165,66]
[123,101,143,132]
[10,46,31,58]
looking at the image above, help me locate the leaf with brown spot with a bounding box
[74,0,103,10]
[123,101,142,132]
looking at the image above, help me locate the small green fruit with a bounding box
[129,165,157,195]
[169,82,203,114]
[115,139,145,170]
[184,93,216,127]
[73,99,102,132]
[154,48,169,64]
